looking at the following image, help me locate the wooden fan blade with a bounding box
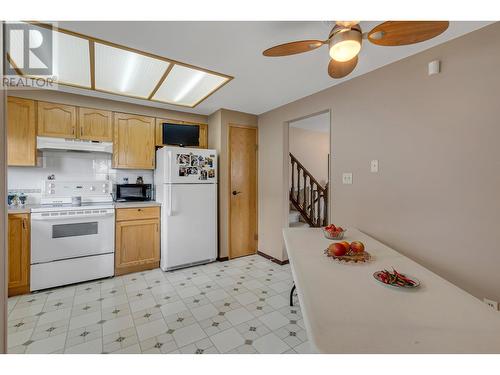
[263,40,325,57]
[328,56,358,79]
[368,21,449,46]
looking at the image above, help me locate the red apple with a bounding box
[340,241,350,251]
[350,241,365,253]
[329,243,347,257]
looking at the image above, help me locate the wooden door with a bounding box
[115,219,160,275]
[78,107,113,142]
[8,214,30,297]
[7,97,37,166]
[229,125,258,259]
[113,113,155,169]
[37,101,77,138]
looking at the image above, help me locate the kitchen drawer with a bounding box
[116,206,160,221]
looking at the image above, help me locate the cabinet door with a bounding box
[113,113,155,169]
[37,101,77,138]
[115,219,160,275]
[8,214,30,297]
[198,123,208,149]
[7,97,37,166]
[155,118,208,148]
[78,107,113,142]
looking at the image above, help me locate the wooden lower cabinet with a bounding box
[115,207,160,276]
[8,213,30,297]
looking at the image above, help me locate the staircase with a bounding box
[289,152,328,227]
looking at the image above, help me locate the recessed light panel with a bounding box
[94,43,170,99]
[152,64,229,107]
[52,29,91,87]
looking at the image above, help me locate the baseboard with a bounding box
[257,251,289,265]
[217,256,229,262]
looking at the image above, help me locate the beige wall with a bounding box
[289,126,329,186]
[258,22,500,302]
[1,24,7,353]
[10,90,208,124]
[208,109,258,259]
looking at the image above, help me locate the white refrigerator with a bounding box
[155,146,217,271]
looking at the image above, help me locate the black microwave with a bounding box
[115,184,152,201]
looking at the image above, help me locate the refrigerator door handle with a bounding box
[167,185,173,216]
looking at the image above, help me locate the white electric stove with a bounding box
[30,181,115,291]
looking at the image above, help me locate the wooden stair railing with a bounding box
[289,152,328,227]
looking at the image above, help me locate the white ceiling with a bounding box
[54,21,493,116]
[290,112,330,133]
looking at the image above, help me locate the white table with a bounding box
[283,227,500,353]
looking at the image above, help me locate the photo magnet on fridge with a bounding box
[206,157,214,168]
[199,170,208,180]
[177,154,190,165]
[187,167,199,175]
[208,169,215,178]
[179,166,187,176]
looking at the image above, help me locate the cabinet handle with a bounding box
[72,127,75,135]
[156,224,159,232]
[80,127,83,137]
[138,208,142,212]
[22,219,26,230]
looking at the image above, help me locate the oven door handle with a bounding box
[31,212,115,221]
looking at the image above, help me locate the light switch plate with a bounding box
[342,173,353,185]
[371,160,379,173]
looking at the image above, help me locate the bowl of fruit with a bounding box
[322,224,346,240]
[324,240,371,263]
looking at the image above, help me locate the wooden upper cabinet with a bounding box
[113,112,155,169]
[198,123,208,149]
[155,118,209,149]
[78,107,113,142]
[37,101,77,138]
[8,213,30,297]
[7,97,37,166]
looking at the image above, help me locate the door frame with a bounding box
[227,123,258,259]
[284,109,333,230]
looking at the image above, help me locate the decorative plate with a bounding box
[373,271,420,289]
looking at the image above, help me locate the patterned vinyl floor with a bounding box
[7,254,312,354]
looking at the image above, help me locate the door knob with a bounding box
[232,190,242,196]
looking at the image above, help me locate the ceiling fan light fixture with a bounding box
[329,29,362,62]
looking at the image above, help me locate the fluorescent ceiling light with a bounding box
[153,65,229,107]
[51,29,91,87]
[8,22,232,107]
[94,43,170,99]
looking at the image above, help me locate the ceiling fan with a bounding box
[262,21,449,79]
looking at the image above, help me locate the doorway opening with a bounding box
[287,111,330,228]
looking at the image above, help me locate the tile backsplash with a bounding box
[8,150,153,204]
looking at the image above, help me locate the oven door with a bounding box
[31,209,115,264]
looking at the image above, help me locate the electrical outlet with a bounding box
[342,173,353,185]
[370,160,379,173]
[483,298,499,311]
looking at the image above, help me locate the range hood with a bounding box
[37,136,113,153]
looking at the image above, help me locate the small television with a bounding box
[162,123,200,147]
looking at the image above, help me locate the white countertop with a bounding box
[114,201,161,209]
[8,201,162,214]
[283,227,500,353]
